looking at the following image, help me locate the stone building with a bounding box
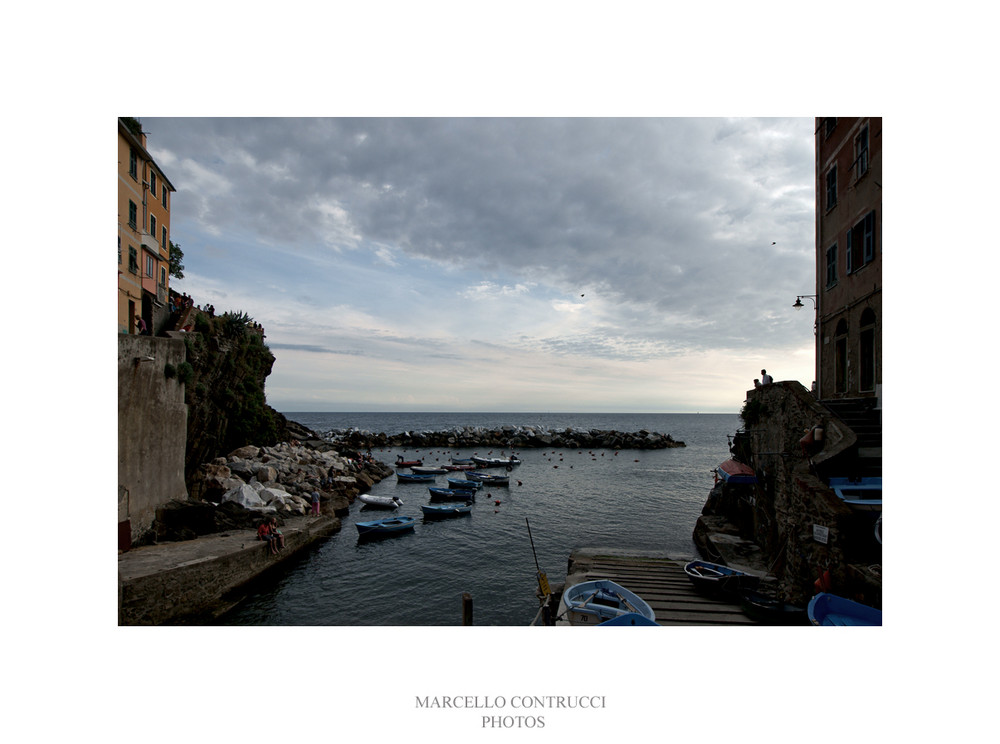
[118,117,176,336]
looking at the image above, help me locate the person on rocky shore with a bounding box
[310,490,321,517]
[257,519,279,555]
[268,517,285,551]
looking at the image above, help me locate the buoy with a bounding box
[495,500,501,506]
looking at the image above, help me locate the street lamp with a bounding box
[793,294,819,397]
[793,295,816,310]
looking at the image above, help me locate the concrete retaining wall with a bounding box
[118,335,189,543]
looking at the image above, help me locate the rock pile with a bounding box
[324,425,685,451]
[152,439,393,543]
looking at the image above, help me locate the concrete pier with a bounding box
[118,514,340,625]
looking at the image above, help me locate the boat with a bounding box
[396,472,437,484]
[443,463,477,471]
[807,592,882,626]
[355,516,416,537]
[421,502,473,518]
[558,579,656,625]
[429,487,476,502]
[716,458,757,484]
[450,458,476,465]
[395,457,422,468]
[447,478,481,490]
[465,472,509,486]
[739,588,809,625]
[597,612,660,626]
[410,465,448,475]
[828,476,882,512]
[471,455,521,469]
[683,560,761,597]
[358,494,402,509]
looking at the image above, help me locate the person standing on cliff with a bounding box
[311,491,321,517]
[760,369,773,385]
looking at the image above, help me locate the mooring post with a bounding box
[462,592,473,625]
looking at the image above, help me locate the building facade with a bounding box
[118,118,176,335]
[814,117,881,401]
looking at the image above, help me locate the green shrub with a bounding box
[164,363,176,379]
[177,361,195,385]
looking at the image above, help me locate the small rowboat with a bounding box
[355,516,416,537]
[429,487,476,502]
[447,478,481,490]
[395,457,422,468]
[358,494,402,509]
[410,466,448,475]
[450,458,476,465]
[684,560,760,597]
[716,458,757,484]
[465,472,509,486]
[828,476,882,512]
[471,455,521,468]
[443,463,477,471]
[807,593,882,626]
[421,502,473,518]
[558,579,656,625]
[396,472,436,484]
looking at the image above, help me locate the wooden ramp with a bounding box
[562,549,759,626]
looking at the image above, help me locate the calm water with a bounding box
[218,412,740,626]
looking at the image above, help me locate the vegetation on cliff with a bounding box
[180,310,288,484]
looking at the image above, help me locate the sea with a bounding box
[216,412,742,626]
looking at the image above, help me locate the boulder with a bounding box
[222,483,267,509]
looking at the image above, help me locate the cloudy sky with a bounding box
[144,117,817,413]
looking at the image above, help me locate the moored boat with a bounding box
[471,455,521,468]
[358,494,403,509]
[740,588,809,625]
[828,476,882,512]
[421,502,473,518]
[396,472,436,483]
[429,487,476,502]
[443,463,477,471]
[807,593,882,626]
[558,579,656,625]
[395,457,422,468]
[447,478,481,490]
[465,472,509,486]
[355,516,416,537]
[684,560,761,597]
[450,458,476,465]
[716,458,757,484]
[410,465,448,475]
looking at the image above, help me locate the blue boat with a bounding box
[597,612,660,626]
[684,560,761,597]
[828,476,882,512]
[558,579,656,625]
[396,472,436,484]
[429,487,476,502]
[355,516,416,537]
[447,477,481,491]
[421,502,473,518]
[465,472,509,486]
[807,593,882,626]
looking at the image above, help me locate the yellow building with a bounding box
[118,118,176,334]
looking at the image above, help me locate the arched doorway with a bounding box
[859,308,876,392]
[834,318,848,394]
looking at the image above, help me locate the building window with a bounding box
[128,201,138,230]
[846,210,876,274]
[824,118,837,138]
[118,236,122,265]
[854,125,870,180]
[162,186,167,209]
[150,171,157,197]
[146,254,155,278]
[825,166,837,210]
[128,246,138,273]
[162,226,168,253]
[160,266,167,287]
[825,243,838,288]
[149,213,157,237]
[859,308,877,392]
[129,148,138,179]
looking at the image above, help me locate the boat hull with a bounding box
[358,494,402,509]
[807,592,882,626]
[684,560,761,597]
[396,473,436,483]
[558,579,655,626]
[355,516,416,537]
[429,488,476,502]
[421,503,473,518]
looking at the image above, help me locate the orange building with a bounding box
[118,118,176,334]
[813,117,882,402]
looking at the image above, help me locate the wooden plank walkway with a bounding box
[562,550,759,626]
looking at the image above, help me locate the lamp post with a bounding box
[794,295,819,397]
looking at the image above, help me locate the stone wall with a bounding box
[118,335,189,545]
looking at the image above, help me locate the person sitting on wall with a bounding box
[753,378,761,388]
[268,517,285,551]
[257,519,279,555]
[760,369,773,385]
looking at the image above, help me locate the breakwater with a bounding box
[323,424,685,451]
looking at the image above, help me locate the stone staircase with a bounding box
[820,397,882,478]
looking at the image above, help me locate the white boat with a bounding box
[358,494,402,509]
[557,579,655,625]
